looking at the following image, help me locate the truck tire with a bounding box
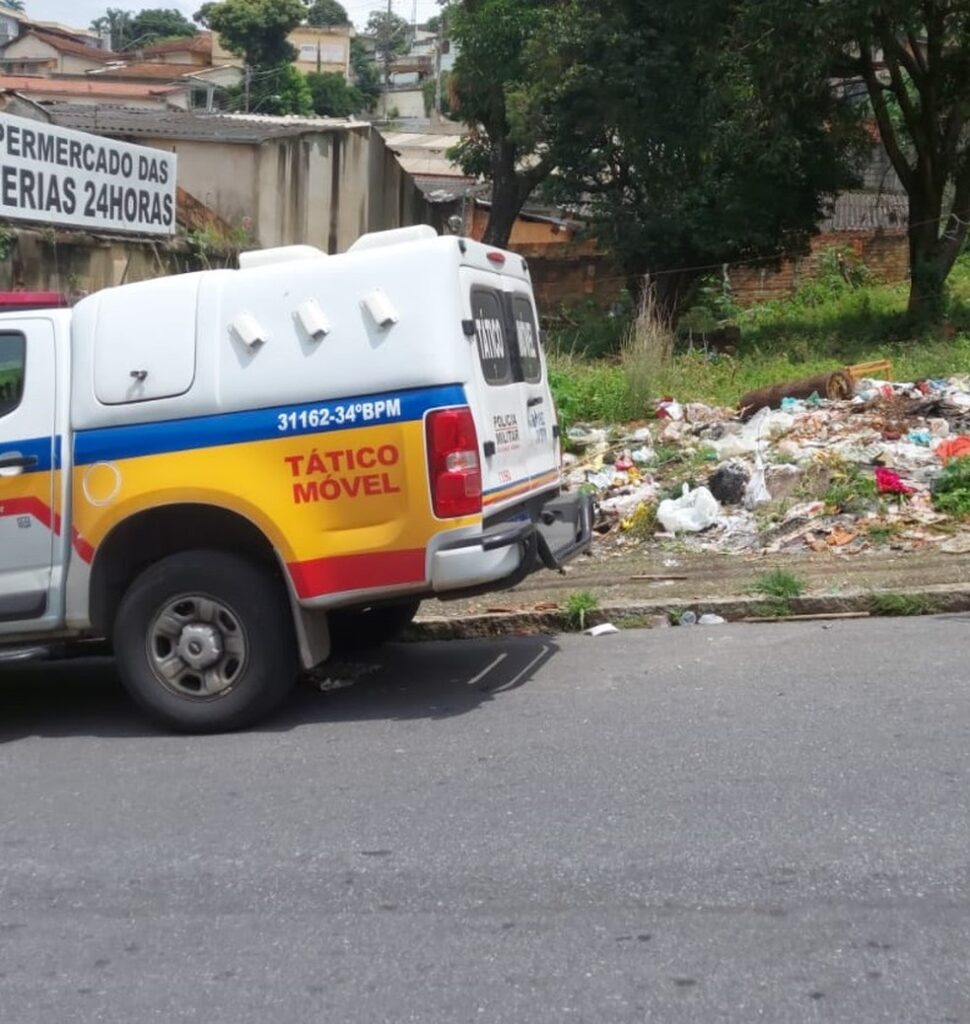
[329,599,421,653]
[113,550,297,733]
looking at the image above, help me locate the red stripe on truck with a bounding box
[0,496,61,534]
[288,548,426,599]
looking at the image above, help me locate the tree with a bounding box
[306,0,348,27]
[0,1,25,12]
[225,63,313,115]
[350,38,381,110]
[743,0,970,322]
[449,0,571,247]
[365,9,410,63]
[204,0,305,68]
[90,8,135,50]
[127,8,198,46]
[307,71,363,116]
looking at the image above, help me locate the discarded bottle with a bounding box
[680,610,698,626]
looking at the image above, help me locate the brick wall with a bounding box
[728,230,909,306]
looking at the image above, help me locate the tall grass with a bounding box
[546,253,970,424]
[621,286,675,418]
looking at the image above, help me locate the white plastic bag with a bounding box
[657,484,720,533]
[743,454,772,510]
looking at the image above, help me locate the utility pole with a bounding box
[244,64,251,113]
[381,0,392,119]
[433,14,443,118]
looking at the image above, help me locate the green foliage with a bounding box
[350,39,381,109]
[224,62,312,115]
[544,297,633,360]
[205,0,304,68]
[869,592,937,617]
[823,464,878,515]
[91,8,135,49]
[449,0,574,244]
[0,224,17,261]
[423,72,453,117]
[305,0,348,27]
[751,569,806,601]
[563,590,599,631]
[748,568,806,617]
[307,71,364,116]
[932,457,970,519]
[742,0,970,322]
[541,0,863,323]
[546,259,970,419]
[128,7,198,45]
[547,356,631,428]
[366,9,410,61]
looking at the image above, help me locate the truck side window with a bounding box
[471,288,513,386]
[511,296,542,384]
[0,333,25,419]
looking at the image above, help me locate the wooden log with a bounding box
[738,370,854,420]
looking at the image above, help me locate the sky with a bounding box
[34,1,441,35]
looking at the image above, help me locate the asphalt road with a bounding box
[2,616,970,1023]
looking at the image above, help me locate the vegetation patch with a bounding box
[562,590,599,631]
[932,457,970,519]
[868,592,938,617]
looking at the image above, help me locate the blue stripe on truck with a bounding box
[74,384,467,466]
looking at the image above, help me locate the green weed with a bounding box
[932,457,970,519]
[751,568,807,601]
[545,257,970,420]
[823,466,879,514]
[868,592,937,617]
[562,590,599,632]
[863,520,906,544]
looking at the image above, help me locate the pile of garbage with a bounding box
[563,372,970,557]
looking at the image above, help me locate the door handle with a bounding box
[0,454,38,472]
[527,396,544,408]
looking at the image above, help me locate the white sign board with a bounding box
[0,113,177,235]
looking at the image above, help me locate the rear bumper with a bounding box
[431,489,594,599]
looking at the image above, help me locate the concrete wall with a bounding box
[134,124,436,253]
[386,88,427,119]
[142,136,259,227]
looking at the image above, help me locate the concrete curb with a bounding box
[407,584,970,641]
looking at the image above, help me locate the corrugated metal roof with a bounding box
[821,190,908,233]
[47,105,368,143]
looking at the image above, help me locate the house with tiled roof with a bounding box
[137,33,213,67]
[0,28,115,75]
[0,74,185,109]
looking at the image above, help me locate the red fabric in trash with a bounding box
[874,467,915,495]
[937,436,970,463]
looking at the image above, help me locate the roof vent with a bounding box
[239,245,327,271]
[348,225,437,254]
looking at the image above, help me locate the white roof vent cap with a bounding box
[239,245,327,270]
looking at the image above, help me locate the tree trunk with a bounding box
[481,140,532,248]
[905,182,968,324]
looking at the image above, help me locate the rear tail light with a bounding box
[426,407,482,518]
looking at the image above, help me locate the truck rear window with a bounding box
[512,296,542,384]
[0,333,25,418]
[471,289,513,386]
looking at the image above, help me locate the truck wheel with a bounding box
[329,599,421,653]
[113,550,297,733]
